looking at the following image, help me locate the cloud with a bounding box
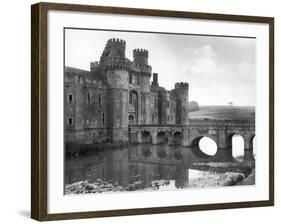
[176,43,255,105]
[66,29,256,106]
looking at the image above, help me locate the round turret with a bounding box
[175,82,189,89]
[174,82,189,125]
[90,61,100,71]
[133,48,149,65]
[103,38,130,141]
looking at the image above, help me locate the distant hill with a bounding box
[189,101,200,112]
[189,105,255,122]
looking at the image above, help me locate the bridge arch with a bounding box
[244,134,255,161]
[249,134,255,149]
[227,133,245,161]
[251,135,256,158]
[155,131,167,144]
[190,136,218,158]
[139,130,152,143]
[169,131,182,145]
[189,134,217,147]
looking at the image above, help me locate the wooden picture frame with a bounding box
[31,2,274,221]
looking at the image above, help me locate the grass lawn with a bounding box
[189,105,255,122]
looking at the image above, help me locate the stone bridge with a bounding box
[128,119,255,162]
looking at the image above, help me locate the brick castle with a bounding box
[65,38,189,143]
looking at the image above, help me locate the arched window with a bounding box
[129,73,132,84]
[115,100,120,110]
[116,119,120,127]
[129,93,132,104]
[68,118,72,125]
[98,94,101,106]
[87,92,90,104]
[129,91,138,111]
[68,94,72,103]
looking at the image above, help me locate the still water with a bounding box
[64,144,242,194]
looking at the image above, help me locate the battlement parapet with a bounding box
[106,38,126,47]
[101,56,131,71]
[90,61,100,71]
[133,48,149,65]
[175,82,189,89]
[130,62,152,75]
[133,48,149,57]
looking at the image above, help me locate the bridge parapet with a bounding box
[129,120,255,135]
[189,118,255,127]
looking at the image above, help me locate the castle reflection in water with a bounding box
[65,144,194,190]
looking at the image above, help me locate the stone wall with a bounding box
[64,38,192,145]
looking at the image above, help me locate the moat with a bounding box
[64,143,254,194]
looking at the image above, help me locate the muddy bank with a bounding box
[188,170,245,188]
[190,161,254,176]
[65,179,172,195]
[237,169,255,185]
[190,161,255,186]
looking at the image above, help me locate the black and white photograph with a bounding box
[63,28,256,195]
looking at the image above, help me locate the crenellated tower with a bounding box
[131,48,152,124]
[133,48,148,65]
[100,38,130,142]
[100,38,130,72]
[174,82,189,125]
[101,38,126,58]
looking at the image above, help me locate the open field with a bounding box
[189,105,255,122]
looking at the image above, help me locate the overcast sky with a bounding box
[65,29,256,106]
